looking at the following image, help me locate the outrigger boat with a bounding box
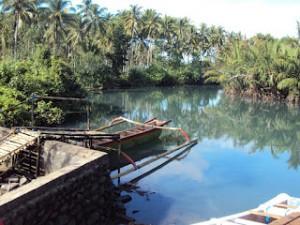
[192,193,300,225]
[93,117,172,150]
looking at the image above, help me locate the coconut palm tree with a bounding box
[0,10,11,57]
[122,5,142,67]
[160,15,176,55]
[42,0,76,54]
[141,9,161,66]
[2,0,36,58]
[80,2,107,36]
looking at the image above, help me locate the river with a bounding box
[76,86,300,225]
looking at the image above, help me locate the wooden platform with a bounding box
[0,129,40,162]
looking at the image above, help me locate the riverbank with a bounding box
[0,129,135,225]
[224,88,300,106]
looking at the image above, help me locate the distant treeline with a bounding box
[0,0,299,125]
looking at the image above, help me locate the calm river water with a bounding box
[83,86,300,225]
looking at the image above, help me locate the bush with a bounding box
[0,86,28,126]
[127,67,151,86]
[0,47,85,126]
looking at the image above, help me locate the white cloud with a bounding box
[71,0,300,38]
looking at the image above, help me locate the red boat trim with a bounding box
[121,152,137,170]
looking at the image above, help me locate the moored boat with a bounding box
[93,117,171,150]
[192,193,300,225]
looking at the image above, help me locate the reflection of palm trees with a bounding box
[87,86,300,169]
[201,96,300,169]
[89,86,220,138]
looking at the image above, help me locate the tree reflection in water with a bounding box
[87,86,300,169]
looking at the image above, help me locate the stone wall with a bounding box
[0,141,124,225]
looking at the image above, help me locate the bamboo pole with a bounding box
[35,96,88,102]
[16,126,93,131]
[111,139,197,179]
[117,117,179,131]
[129,143,195,183]
[94,120,126,131]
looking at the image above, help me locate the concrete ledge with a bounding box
[0,141,108,215]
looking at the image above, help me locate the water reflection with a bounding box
[85,86,300,224]
[200,96,300,169]
[89,86,300,169]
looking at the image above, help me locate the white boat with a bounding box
[192,193,300,225]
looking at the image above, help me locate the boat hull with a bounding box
[92,118,169,150]
[98,129,162,150]
[192,193,300,225]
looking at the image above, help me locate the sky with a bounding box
[72,0,300,38]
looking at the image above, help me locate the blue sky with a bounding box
[72,0,300,38]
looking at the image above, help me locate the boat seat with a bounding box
[275,204,298,209]
[266,207,291,217]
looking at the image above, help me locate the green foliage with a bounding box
[34,101,63,124]
[127,67,150,85]
[107,24,130,78]
[0,0,299,125]
[277,78,298,91]
[0,85,28,126]
[205,34,300,102]
[0,47,84,125]
[75,52,112,89]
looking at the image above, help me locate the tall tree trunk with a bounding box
[13,14,19,59]
[1,35,6,58]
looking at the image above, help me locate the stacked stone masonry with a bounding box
[0,141,122,225]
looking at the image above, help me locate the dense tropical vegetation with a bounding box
[205,33,300,103]
[0,0,226,125]
[0,0,299,126]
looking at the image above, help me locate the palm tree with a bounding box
[2,0,36,58]
[42,0,76,54]
[173,17,191,64]
[79,1,107,36]
[0,10,11,57]
[123,5,141,39]
[122,5,142,67]
[141,9,161,66]
[160,15,176,55]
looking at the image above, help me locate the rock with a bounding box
[119,195,132,204]
[132,210,139,214]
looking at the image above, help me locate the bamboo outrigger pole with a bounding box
[111,139,197,179]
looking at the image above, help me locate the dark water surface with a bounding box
[85,86,300,225]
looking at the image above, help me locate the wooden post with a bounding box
[35,137,41,178]
[86,103,90,131]
[29,148,32,175]
[31,100,35,127]
[117,140,121,185]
